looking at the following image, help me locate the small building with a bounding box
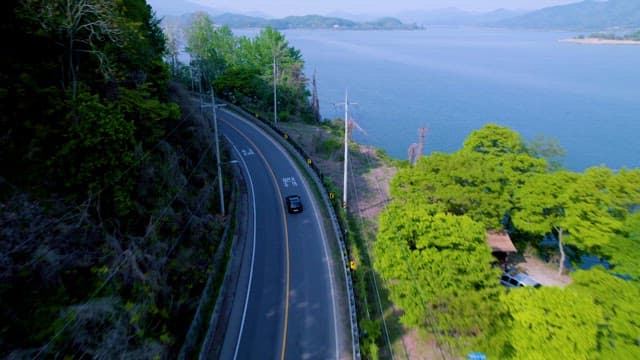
[487,230,517,270]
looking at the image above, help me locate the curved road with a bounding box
[217,110,347,359]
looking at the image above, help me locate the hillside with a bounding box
[162,12,420,30]
[495,0,640,31]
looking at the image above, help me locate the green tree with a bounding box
[50,90,136,215]
[570,268,640,359]
[390,124,547,229]
[374,202,506,355]
[503,286,602,360]
[462,123,527,156]
[18,0,124,101]
[524,134,566,171]
[602,212,640,280]
[563,167,626,255]
[512,171,580,274]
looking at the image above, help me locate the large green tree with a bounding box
[374,202,506,356]
[183,17,312,122]
[512,171,580,274]
[563,167,631,256]
[186,13,237,82]
[391,124,547,229]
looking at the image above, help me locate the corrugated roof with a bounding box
[487,230,517,253]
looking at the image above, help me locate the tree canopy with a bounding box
[181,14,314,122]
[374,202,507,355]
[391,123,547,229]
[377,123,640,357]
[1,1,228,357]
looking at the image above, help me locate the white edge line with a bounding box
[309,182,341,359]
[228,137,258,360]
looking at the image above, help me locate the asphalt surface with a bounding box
[216,110,342,360]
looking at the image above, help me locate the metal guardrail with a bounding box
[221,102,362,360]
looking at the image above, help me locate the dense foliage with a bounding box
[170,13,316,123]
[375,123,640,358]
[1,0,228,357]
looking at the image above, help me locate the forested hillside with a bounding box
[0,0,229,357]
[496,0,640,30]
[374,124,640,358]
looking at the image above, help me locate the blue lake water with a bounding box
[237,27,640,171]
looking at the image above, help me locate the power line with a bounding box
[32,88,221,357]
[348,107,450,359]
[359,145,451,360]
[33,254,130,359]
[22,104,200,242]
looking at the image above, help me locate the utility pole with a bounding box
[311,68,321,122]
[203,87,226,216]
[343,90,349,210]
[212,88,225,216]
[337,89,357,211]
[273,56,278,125]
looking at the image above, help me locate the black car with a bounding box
[285,195,303,214]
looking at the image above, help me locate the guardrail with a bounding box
[221,102,362,360]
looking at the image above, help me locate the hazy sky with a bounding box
[186,0,580,16]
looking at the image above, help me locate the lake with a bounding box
[236,27,640,171]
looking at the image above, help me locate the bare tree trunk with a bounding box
[556,227,566,275]
[69,37,77,102]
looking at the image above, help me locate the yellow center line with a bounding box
[223,119,291,359]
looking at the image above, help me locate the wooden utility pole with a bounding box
[211,88,225,216]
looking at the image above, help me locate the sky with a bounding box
[180,0,580,16]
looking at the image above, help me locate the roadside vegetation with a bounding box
[1,1,234,357]
[376,124,640,358]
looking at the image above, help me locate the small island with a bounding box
[561,30,640,45]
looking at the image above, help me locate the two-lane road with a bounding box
[217,110,346,359]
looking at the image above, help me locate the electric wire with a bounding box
[32,88,220,357]
[349,107,450,359]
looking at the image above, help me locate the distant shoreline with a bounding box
[560,38,640,45]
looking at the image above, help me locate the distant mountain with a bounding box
[148,0,224,17]
[208,13,420,30]
[394,7,525,26]
[494,0,640,31]
[211,13,268,28]
[160,12,419,33]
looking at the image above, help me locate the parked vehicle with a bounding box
[500,268,541,288]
